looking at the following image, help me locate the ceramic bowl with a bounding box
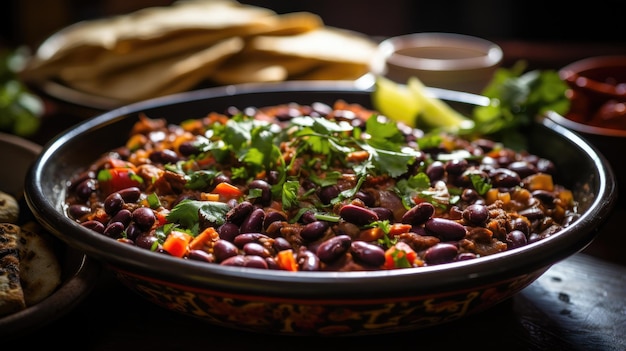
[24,81,616,336]
[0,132,101,340]
[551,55,626,201]
[370,32,503,94]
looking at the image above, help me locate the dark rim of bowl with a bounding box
[25,81,617,298]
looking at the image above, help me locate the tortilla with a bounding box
[66,36,244,102]
[22,1,322,83]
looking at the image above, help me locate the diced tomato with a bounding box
[98,168,143,196]
[384,242,418,269]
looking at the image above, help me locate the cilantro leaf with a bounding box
[166,199,230,234]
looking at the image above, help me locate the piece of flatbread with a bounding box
[211,26,377,84]
[17,222,62,306]
[0,223,26,316]
[65,36,245,102]
[21,0,322,83]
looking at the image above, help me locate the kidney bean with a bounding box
[243,242,271,258]
[218,222,239,242]
[300,221,329,242]
[81,220,105,233]
[507,161,537,178]
[532,190,556,204]
[178,141,199,156]
[75,179,97,199]
[510,217,531,236]
[233,233,270,247]
[149,149,179,164]
[213,173,232,186]
[518,207,545,221]
[462,204,490,226]
[370,207,394,221]
[506,230,528,249]
[339,204,379,226]
[125,223,142,241]
[135,233,159,250]
[104,192,124,215]
[316,235,351,263]
[490,168,522,188]
[221,255,268,269]
[248,179,272,206]
[536,158,556,175]
[445,158,468,175]
[318,185,340,205]
[265,257,279,270]
[424,243,459,265]
[68,171,95,191]
[300,210,317,224]
[264,210,287,230]
[350,241,385,267]
[297,249,321,271]
[188,249,215,263]
[240,208,265,234]
[273,237,292,252]
[401,202,435,225]
[213,240,239,262]
[110,209,132,227]
[424,218,467,241]
[132,207,156,231]
[68,204,91,220]
[355,190,376,207]
[117,187,141,203]
[226,201,253,225]
[426,161,445,181]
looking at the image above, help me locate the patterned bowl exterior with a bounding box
[112,265,546,336]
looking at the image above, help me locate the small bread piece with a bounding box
[0,191,19,224]
[17,222,62,306]
[0,223,26,316]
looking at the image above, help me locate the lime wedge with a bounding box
[371,76,422,127]
[407,76,475,132]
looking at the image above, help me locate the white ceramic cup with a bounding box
[370,32,503,94]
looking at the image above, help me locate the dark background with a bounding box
[2,0,626,49]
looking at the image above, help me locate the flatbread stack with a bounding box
[0,191,62,317]
[20,0,377,105]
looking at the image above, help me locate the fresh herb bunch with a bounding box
[0,48,44,137]
[469,61,571,150]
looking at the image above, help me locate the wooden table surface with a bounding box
[5,40,626,350]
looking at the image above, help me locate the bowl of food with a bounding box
[0,132,100,339]
[548,55,626,201]
[25,81,615,336]
[370,32,503,94]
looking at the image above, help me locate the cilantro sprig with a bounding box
[468,61,571,150]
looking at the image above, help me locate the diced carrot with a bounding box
[276,249,298,271]
[189,227,219,251]
[201,193,220,202]
[388,223,413,237]
[107,158,136,170]
[162,230,193,258]
[346,150,370,162]
[526,173,554,191]
[212,182,243,201]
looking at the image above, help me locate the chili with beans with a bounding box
[64,100,580,271]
